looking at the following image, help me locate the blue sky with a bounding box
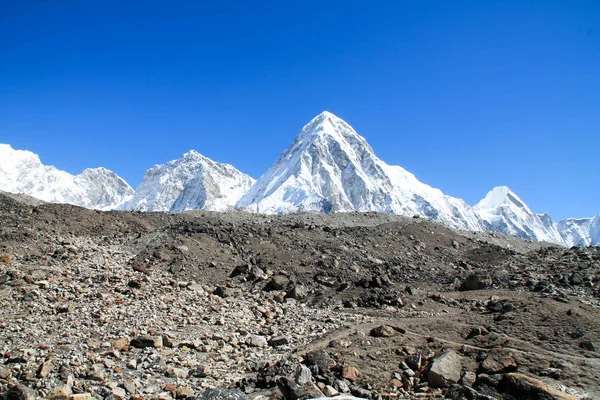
[1,1,598,220]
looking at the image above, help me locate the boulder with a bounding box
[428,350,463,388]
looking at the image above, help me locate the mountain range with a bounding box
[1,112,597,246]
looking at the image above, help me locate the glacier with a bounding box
[0,143,133,210]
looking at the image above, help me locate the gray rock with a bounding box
[428,350,463,388]
[247,335,268,347]
[294,363,312,385]
[192,388,251,400]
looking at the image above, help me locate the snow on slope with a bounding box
[122,150,255,212]
[236,111,482,230]
[0,144,133,210]
[473,186,566,245]
[557,216,600,247]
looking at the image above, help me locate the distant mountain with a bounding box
[473,186,566,245]
[2,113,598,248]
[557,216,600,247]
[236,111,482,231]
[122,150,255,212]
[0,144,133,210]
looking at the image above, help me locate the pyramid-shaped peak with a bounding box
[476,186,529,212]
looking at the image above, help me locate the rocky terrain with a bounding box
[0,191,599,400]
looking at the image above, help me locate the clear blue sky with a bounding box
[1,1,598,220]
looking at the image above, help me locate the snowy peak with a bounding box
[475,186,531,213]
[123,150,255,212]
[236,112,483,231]
[557,215,600,247]
[474,186,565,245]
[0,144,133,210]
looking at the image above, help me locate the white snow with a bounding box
[557,216,600,247]
[236,111,483,230]
[473,186,566,245]
[0,144,133,210]
[2,113,598,247]
[122,150,255,212]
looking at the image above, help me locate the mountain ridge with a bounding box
[0,112,597,246]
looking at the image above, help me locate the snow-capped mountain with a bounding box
[0,144,133,210]
[473,186,566,245]
[557,216,600,247]
[122,150,255,212]
[236,111,483,230]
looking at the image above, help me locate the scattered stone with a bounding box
[428,350,462,388]
[304,350,336,373]
[268,336,290,347]
[130,336,163,348]
[166,366,189,379]
[466,326,489,339]
[0,365,11,379]
[128,279,142,289]
[47,385,72,400]
[460,274,490,291]
[278,377,324,400]
[194,388,251,400]
[69,394,92,400]
[480,353,517,374]
[342,365,360,382]
[37,360,53,378]
[248,335,268,347]
[265,275,289,291]
[579,340,596,352]
[111,387,127,400]
[87,364,105,381]
[294,363,312,385]
[5,385,36,400]
[369,325,399,337]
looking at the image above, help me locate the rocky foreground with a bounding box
[0,192,599,400]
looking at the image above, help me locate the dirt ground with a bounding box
[0,191,598,399]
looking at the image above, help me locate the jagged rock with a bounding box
[501,373,578,400]
[428,350,463,388]
[47,385,71,400]
[265,276,289,291]
[87,364,105,381]
[277,377,324,400]
[294,364,312,385]
[304,350,336,373]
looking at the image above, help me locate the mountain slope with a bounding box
[236,111,483,230]
[473,186,566,245]
[557,216,600,247]
[122,150,255,212]
[0,144,133,210]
